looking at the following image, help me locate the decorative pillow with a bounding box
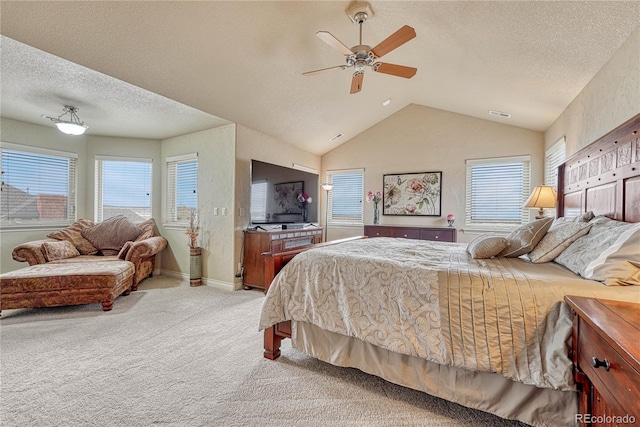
[47,219,98,255]
[527,222,592,263]
[555,220,638,278]
[118,241,135,260]
[467,234,508,259]
[135,218,158,241]
[498,217,553,257]
[41,240,80,262]
[81,215,143,256]
[582,223,640,285]
[553,211,595,225]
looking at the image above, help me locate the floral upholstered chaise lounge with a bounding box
[2,216,168,313]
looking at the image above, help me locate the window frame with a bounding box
[1,142,78,229]
[465,155,531,231]
[326,168,364,226]
[94,155,153,223]
[544,137,566,217]
[165,153,198,226]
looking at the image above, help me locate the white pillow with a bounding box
[527,221,592,263]
[582,223,640,286]
[555,220,639,283]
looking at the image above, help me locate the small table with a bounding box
[564,296,640,426]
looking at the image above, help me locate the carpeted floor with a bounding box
[1,276,528,426]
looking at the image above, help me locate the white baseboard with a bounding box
[158,269,237,291]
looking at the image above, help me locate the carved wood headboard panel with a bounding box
[557,113,640,222]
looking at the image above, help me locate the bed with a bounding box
[258,113,640,427]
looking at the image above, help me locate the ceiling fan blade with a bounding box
[370,25,416,59]
[350,72,364,94]
[316,31,353,56]
[302,65,346,76]
[373,62,417,79]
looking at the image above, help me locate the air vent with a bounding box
[330,133,344,142]
[489,110,511,118]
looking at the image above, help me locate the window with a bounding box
[1,142,77,227]
[544,137,566,217]
[465,156,531,228]
[166,153,198,224]
[326,169,364,225]
[95,156,152,223]
[250,179,268,222]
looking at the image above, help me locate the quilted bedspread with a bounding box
[259,237,640,391]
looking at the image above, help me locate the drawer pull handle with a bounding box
[591,356,610,371]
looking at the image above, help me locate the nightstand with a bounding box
[564,296,640,426]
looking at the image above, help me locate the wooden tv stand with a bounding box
[242,227,323,291]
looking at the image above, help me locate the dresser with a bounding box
[564,295,640,426]
[364,225,457,242]
[243,228,323,291]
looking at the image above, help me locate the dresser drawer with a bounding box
[421,229,455,242]
[577,317,640,416]
[364,226,394,237]
[393,228,421,239]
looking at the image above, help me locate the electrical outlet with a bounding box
[213,207,219,216]
[221,207,227,216]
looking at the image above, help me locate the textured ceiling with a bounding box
[1,1,639,154]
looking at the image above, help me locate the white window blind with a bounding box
[465,156,530,227]
[166,153,198,224]
[545,137,566,189]
[95,156,152,223]
[326,169,364,225]
[250,179,268,222]
[1,142,77,227]
[544,137,566,217]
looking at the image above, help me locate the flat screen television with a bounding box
[250,159,319,224]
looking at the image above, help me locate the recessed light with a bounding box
[488,110,511,118]
[329,133,344,142]
[382,98,392,106]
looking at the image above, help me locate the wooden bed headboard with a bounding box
[557,113,640,222]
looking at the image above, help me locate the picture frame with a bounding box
[383,171,442,216]
[274,181,304,214]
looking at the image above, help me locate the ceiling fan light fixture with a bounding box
[42,105,89,135]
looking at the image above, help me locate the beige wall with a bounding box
[321,105,545,243]
[545,28,640,156]
[160,125,237,288]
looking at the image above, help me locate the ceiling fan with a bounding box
[303,5,417,94]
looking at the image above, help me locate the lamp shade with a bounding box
[524,185,557,209]
[321,183,334,191]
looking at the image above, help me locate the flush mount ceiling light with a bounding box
[42,105,88,135]
[382,98,391,106]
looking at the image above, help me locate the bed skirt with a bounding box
[292,321,577,427]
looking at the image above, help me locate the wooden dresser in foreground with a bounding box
[564,296,640,427]
[364,225,456,242]
[243,227,323,291]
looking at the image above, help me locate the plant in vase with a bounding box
[366,190,382,224]
[297,192,312,222]
[446,214,455,227]
[185,208,202,286]
[185,208,200,248]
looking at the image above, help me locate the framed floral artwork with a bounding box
[274,181,304,214]
[383,172,442,216]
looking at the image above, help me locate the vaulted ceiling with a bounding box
[1,1,639,155]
